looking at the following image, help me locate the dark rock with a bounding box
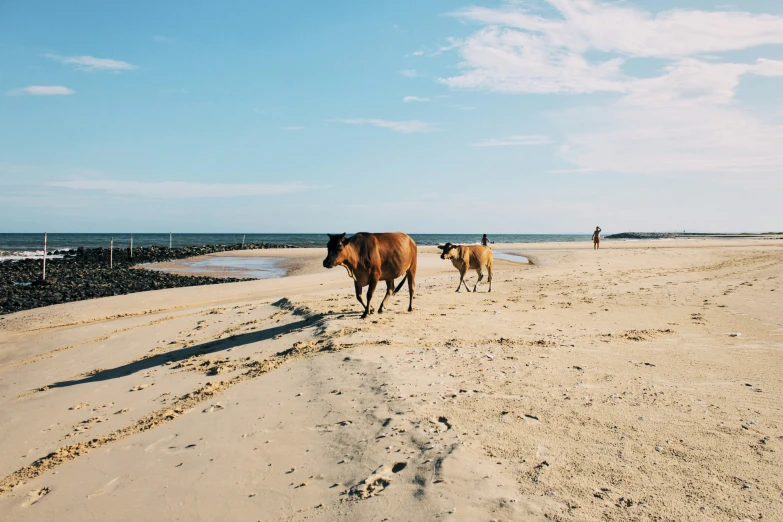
[604,232,676,239]
[0,241,291,315]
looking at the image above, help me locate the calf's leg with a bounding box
[456,269,470,292]
[487,262,493,292]
[473,269,484,292]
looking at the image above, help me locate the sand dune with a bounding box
[1,240,781,521]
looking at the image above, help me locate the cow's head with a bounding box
[437,243,458,260]
[323,233,349,268]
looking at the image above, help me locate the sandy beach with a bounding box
[0,239,781,521]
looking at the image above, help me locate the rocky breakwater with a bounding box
[0,242,296,315]
[604,232,676,239]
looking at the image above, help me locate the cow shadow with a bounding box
[46,315,324,390]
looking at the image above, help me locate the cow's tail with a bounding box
[393,274,408,295]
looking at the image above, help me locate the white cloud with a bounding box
[333,118,437,133]
[561,101,783,174]
[559,58,783,173]
[440,26,625,94]
[412,50,425,56]
[451,3,783,58]
[399,69,422,78]
[470,135,551,147]
[7,86,75,96]
[440,0,783,173]
[45,54,138,71]
[47,180,318,198]
[403,96,431,103]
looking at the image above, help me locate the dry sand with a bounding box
[0,239,781,521]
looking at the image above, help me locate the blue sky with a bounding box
[1,0,782,233]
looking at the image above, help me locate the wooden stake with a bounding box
[110,237,114,269]
[169,231,172,249]
[242,235,245,249]
[42,232,47,281]
[130,235,133,258]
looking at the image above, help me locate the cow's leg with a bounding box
[378,279,394,313]
[354,281,366,310]
[473,269,484,292]
[406,269,415,312]
[363,277,378,318]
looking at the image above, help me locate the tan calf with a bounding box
[437,243,493,293]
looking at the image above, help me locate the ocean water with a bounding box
[0,233,592,259]
[144,257,287,279]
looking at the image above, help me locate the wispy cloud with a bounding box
[403,96,430,103]
[333,118,437,133]
[546,168,598,174]
[45,54,138,71]
[6,86,75,96]
[440,0,783,173]
[470,135,551,147]
[399,69,422,78]
[47,179,319,198]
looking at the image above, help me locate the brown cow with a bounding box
[437,243,493,292]
[322,232,417,318]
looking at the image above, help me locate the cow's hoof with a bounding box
[361,312,369,319]
[408,307,413,312]
[378,308,384,314]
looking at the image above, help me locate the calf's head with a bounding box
[323,233,349,268]
[437,243,459,260]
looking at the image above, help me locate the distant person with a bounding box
[481,234,494,247]
[592,226,601,249]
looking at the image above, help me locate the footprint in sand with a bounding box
[69,403,89,410]
[86,477,121,499]
[347,462,407,500]
[202,403,225,413]
[129,384,153,392]
[21,487,50,507]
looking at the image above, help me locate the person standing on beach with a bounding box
[481,234,493,247]
[592,227,601,249]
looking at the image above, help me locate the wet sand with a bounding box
[0,239,781,521]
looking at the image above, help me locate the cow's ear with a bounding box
[437,245,445,250]
[340,233,348,245]
[327,233,335,239]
